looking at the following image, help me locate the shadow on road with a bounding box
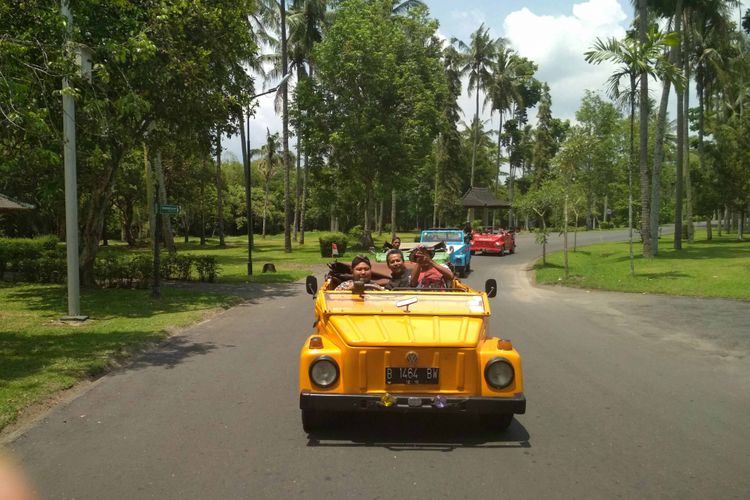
[126,336,220,370]
[305,413,531,451]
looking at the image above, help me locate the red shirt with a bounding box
[417,266,447,289]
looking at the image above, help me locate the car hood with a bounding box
[328,314,483,347]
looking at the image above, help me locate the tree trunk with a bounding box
[378,198,384,235]
[651,49,673,255]
[281,0,292,253]
[717,207,722,237]
[80,148,123,286]
[684,38,694,244]
[495,112,503,190]
[300,152,308,244]
[673,0,684,250]
[563,193,569,279]
[433,137,440,228]
[216,136,225,247]
[638,0,652,257]
[199,182,206,246]
[628,75,635,275]
[293,133,301,242]
[153,149,175,253]
[603,194,608,224]
[262,180,269,238]
[361,182,374,249]
[390,188,396,240]
[706,216,712,240]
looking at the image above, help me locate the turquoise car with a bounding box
[420,228,471,277]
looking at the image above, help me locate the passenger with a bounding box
[383,236,401,250]
[335,255,384,291]
[384,249,412,289]
[409,246,454,289]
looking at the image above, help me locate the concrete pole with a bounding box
[61,0,83,319]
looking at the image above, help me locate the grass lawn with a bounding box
[535,230,750,300]
[0,284,240,431]
[100,231,421,284]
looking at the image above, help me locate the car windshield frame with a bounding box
[323,290,487,315]
[421,231,464,243]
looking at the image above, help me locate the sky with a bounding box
[222,0,749,161]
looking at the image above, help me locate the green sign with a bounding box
[158,204,181,215]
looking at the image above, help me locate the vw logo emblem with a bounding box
[406,351,419,366]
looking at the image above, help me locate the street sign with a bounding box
[158,204,180,215]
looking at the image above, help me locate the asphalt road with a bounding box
[7,229,750,499]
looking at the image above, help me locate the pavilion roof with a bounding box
[0,193,35,212]
[461,187,511,208]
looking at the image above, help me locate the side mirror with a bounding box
[305,275,318,295]
[485,279,497,298]
[352,280,365,295]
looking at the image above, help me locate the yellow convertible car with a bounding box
[299,263,525,433]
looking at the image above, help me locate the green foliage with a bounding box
[194,256,219,283]
[318,232,349,257]
[0,236,60,276]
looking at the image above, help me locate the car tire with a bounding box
[458,266,467,278]
[509,244,515,254]
[301,409,332,433]
[480,413,514,432]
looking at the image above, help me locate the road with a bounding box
[7,229,750,499]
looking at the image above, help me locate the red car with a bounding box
[470,227,516,255]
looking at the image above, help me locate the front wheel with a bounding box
[480,413,514,432]
[301,409,333,433]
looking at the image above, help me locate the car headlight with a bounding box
[309,356,339,388]
[494,242,501,247]
[484,358,514,389]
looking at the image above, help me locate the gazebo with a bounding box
[461,187,511,228]
[0,193,35,212]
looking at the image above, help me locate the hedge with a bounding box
[0,238,218,287]
[318,232,348,257]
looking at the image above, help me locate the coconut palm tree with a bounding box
[486,43,523,195]
[454,24,498,188]
[288,0,327,245]
[255,129,283,238]
[585,26,679,271]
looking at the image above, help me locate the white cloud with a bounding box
[502,0,628,122]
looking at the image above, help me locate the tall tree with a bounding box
[586,26,679,269]
[454,24,497,188]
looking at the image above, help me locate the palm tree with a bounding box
[486,43,523,191]
[390,0,426,15]
[288,0,327,245]
[454,24,498,188]
[255,129,282,238]
[585,26,679,270]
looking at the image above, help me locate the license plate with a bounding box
[385,367,439,385]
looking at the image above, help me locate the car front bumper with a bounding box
[300,391,526,415]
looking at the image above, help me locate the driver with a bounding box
[335,255,384,291]
[409,245,454,289]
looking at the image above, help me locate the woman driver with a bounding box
[335,255,385,291]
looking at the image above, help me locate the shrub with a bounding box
[194,255,219,282]
[174,255,193,281]
[0,236,60,277]
[160,254,179,280]
[347,225,364,244]
[318,232,348,257]
[38,248,66,283]
[599,221,615,230]
[128,255,153,289]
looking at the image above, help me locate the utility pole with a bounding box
[60,0,86,321]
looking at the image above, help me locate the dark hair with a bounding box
[392,236,401,242]
[386,249,403,261]
[351,255,371,269]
